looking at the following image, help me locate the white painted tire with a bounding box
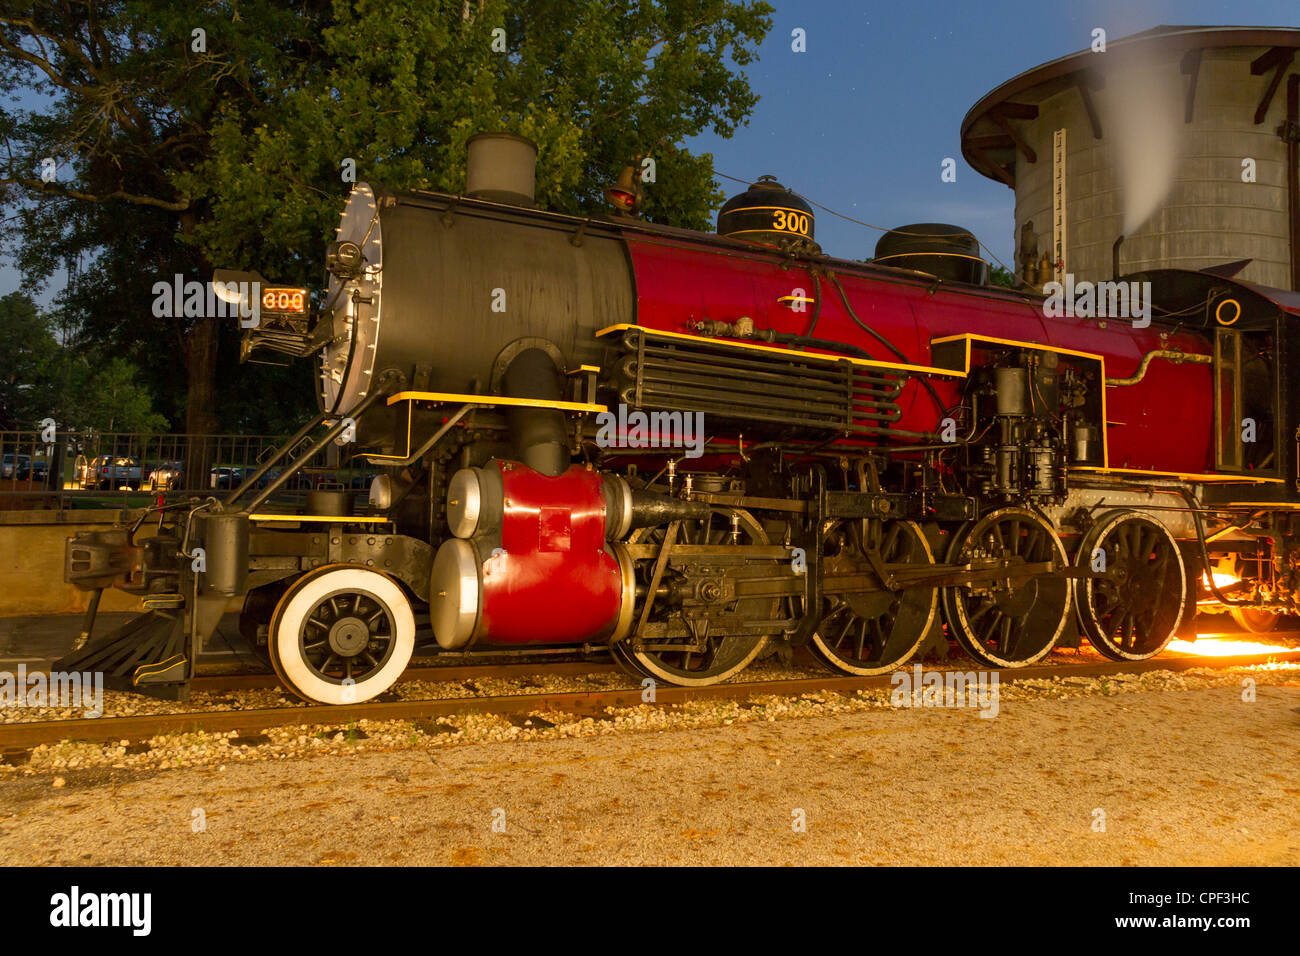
[269,565,415,705]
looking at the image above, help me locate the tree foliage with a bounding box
[0,291,168,433]
[988,264,1017,288]
[0,291,59,429]
[0,0,772,435]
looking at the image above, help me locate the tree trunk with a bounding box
[183,314,220,491]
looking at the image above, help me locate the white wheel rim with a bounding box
[632,637,768,687]
[271,566,415,705]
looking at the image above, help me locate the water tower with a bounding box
[962,25,1300,290]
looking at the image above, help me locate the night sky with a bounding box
[688,0,1300,269]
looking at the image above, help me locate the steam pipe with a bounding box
[1112,234,1125,281]
[1104,349,1212,388]
[628,490,714,528]
[1179,488,1254,607]
[502,348,569,477]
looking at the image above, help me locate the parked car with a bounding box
[209,466,243,490]
[80,455,143,490]
[15,458,48,481]
[1,453,32,479]
[148,460,185,491]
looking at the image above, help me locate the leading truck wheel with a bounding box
[269,565,415,704]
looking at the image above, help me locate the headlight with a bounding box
[369,474,392,509]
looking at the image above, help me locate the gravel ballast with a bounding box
[0,663,1297,865]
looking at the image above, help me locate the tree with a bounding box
[1,0,772,440]
[0,291,59,429]
[74,356,170,433]
[0,291,168,434]
[988,265,1018,288]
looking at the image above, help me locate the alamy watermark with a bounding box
[151,275,260,328]
[1043,274,1152,328]
[49,886,150,936]
[1,665,103,717]
[594,403,705,459]
[889,664,999,718]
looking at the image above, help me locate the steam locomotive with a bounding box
[58,133,1300,704]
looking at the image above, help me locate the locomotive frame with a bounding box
[55,177,1300,704]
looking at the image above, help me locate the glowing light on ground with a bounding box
[1168,637,1285,657]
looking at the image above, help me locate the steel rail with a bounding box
[2,649,1296,751]
[186,660,618,693]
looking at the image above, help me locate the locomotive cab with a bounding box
[1138,269,1289,481]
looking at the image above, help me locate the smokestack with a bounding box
[501,348,568,476]
[1113,234,1125,281]
[466,132,537,207]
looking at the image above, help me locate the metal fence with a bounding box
[0,429,379,509]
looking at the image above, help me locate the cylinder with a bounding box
[1072,424,1100,463]
[994,367,1029,416]
[198,512,249,597]
[428,462,630,649]
[465,132,537,207]
[446,465,505,538]
[429,537,482,649]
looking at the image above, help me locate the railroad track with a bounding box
[2,648,1297,751]
[190,659,618,693]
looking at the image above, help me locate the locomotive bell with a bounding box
[604,165,642,214]
[717,175,817,250]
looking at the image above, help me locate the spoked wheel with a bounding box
[609,640,653,679]
[810,519,937,676]
[619,511,776,686]
[943,507,1072,667]
[269,565,416,704]
[1076,510,1186,660]
[1230,607,1282,633]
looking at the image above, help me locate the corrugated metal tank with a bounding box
[964,27,1299,289]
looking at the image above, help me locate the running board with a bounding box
[52,610,191,701]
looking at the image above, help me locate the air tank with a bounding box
[873,223,989,285]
